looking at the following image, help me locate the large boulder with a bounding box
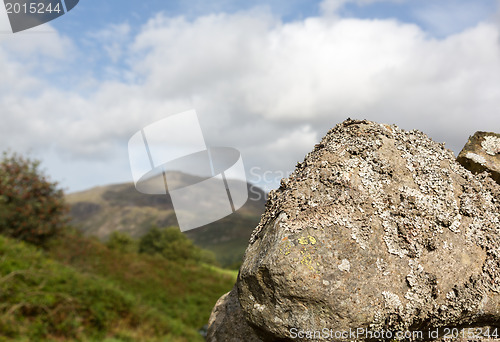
[209,119,500,342]
[457,131,500,185]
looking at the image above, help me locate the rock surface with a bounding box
[457,131,500,185]
[208,119,500,342]
[207,285,263,341]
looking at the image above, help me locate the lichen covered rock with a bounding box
[232,119,500,341]
[457,131,500,185]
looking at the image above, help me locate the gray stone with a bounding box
[207,285,263,342]
[229,119,500,341]
[457,131,500,185]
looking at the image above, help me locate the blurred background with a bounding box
[0,0,499,340]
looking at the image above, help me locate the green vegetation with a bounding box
[0,152,67,246]
[139,226,218,265]
[0,152,237,341]
[0,234,141,341]
[106,231,138,254]
[0,230,236,341]
[48,230,235,341]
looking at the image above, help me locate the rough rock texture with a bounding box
[207,285,263,341]
[457,131,500,185]
[208,119,500,342]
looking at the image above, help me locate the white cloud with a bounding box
[86,23,132,63]
[0,10,74,62]
[320,0,350,16]
[128,12,500,147]
[0,5,499,192]
[319,0,405,17]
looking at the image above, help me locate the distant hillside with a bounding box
[66,172,267,267]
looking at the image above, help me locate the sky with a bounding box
[0,0,499,195]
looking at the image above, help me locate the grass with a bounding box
[0,230,236,341]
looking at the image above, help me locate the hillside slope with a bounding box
[66,174,267,267]
[0,232,236,341]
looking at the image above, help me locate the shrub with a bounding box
[139,226,217,265]
[139,226,194,261]
[0,151,68,246]
[106,231,137,253]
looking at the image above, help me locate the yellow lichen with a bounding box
[298,237,309,245]
[300,252,320,274]
[298,235,317,245]
[279,240,293,255]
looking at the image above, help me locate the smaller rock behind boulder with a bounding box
[207,285,263,342]
[457,131,500,185]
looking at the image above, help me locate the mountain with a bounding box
[66,172,267,267]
